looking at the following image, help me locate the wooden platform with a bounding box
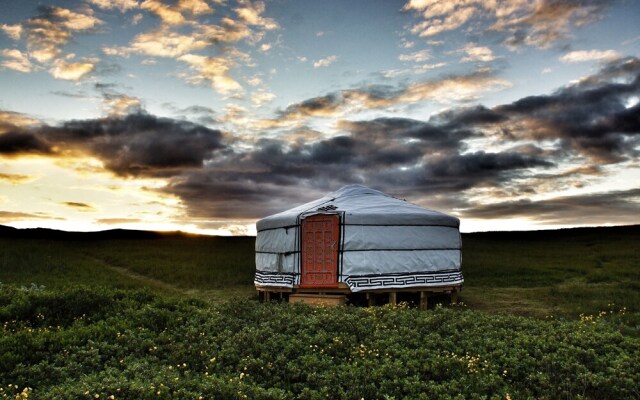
[256,284,462,310]
[288,293,347,306]
[256,282,351,294]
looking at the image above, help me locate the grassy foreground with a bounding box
[0,225,639,399]
[1,286,638,400]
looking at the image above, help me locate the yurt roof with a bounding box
[256,184,459,231]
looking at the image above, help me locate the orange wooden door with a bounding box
[301,214,339,288]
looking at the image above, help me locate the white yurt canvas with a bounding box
[255,185,463,292]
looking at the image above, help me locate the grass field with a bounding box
[461,226,640,321]
[1,225,638,320]
[0,225,639,399]
[0,229,256,301]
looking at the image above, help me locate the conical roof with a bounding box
[257,184,459,231]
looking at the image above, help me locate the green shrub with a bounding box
[1,285,638,400]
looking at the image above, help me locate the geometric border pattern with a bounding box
[254,270,296,288]
[344,271,464,292]
[255,270,463,292]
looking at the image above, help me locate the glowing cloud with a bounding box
[399,49,431,62]
[234,0,278,30]
[103,94,143,117]
[461,44,496,63]
[178,54,243,96]
[0,49,33,73]
[313,55,337,68]
[0,23,22,40]
[141,0,212,26]
[403,0,610,49]
[0,173,35,185]
[0,211,64,222]
[49,58,96,81]
[88,0,140,12]
[129,28,210,58]
[560,49,621,63]
[4,6,103,65]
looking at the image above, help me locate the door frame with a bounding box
[299,213,340,288]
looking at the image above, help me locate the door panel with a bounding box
[301,214,339,287]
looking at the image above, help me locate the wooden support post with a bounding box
[367,293,375,307]
[451,288,459,304]
[419,291,428,310]
[264,291,271,302]
[389,291,397,306]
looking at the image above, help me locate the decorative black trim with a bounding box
[459,230,463,267]
[254,271,297,287]
[255,251,300,255]
[339,211,345,279]
[255,270,463,291]
[296,215,302,280]
[341,248,460,252]
[258,223,458,232]
[344,271,464,291]
[257,224,298,232]
[317,205,338,211]
[348,269,461,278]
[342,223,458,228]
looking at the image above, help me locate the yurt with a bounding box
[254,185,463,306]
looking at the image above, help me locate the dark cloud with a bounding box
[164,104,217,125]
[370,150,554,193]
[93,62,122,76]
[425,151,553,180]
[431,106,508,126]
[59,113,226,176]
[95,82,118,91]
[50,90,90,99]
[0,113,226,176]
[572,56,640,87]
[246,117,467,176]
[181,105,216,115]
[461,188,640,226]
[340,117,473,150]
[163,173,328,219]
[277,93,342,119]
[494,57,640,163]
[0,131,52,155]
[60,202,96,212]
[158,138,552,219]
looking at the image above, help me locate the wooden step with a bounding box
[289,293,346,306]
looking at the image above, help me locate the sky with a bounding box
[0,0,639,236]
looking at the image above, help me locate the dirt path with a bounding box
[90,256,255,302]
[89,256,185,294]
